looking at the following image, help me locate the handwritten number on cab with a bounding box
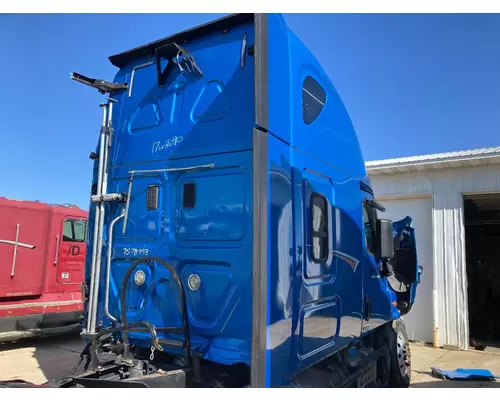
[123,248,149,256]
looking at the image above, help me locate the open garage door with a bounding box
[464,193,500,347]
[379,197,433,343]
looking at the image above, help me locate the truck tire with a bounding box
[374,319,411,388]
[389,319,411,388]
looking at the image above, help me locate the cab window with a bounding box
[302,76,326,124]
[362,201,377,254]
[311,193,328,262]
[63,219,87,242]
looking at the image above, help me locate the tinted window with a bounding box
[63,219,87,242]
[302,76,326,124]
[311,194,328,262]
[362,202,377,253]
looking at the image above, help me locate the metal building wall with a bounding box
[368,164,500,349]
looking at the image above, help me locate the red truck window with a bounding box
[63,219,87,242]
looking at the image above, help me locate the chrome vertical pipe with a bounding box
[89,100,114,334]
[86,104,108,333]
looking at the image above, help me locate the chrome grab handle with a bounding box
[54,235,60,266]
[105,211,125,323]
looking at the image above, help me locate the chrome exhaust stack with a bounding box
[71,73,128,369]
[86,103,108,334]
[89,99,115,334]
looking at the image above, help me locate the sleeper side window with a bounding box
[63,219,87,242]
[311,193,329,262]
[362,201,377,254]
[302,76,326,124]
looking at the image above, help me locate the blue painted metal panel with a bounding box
[263,15,366,180]
[109,21,255,167]
[86,20,256,367]
[265,134,398,387]
[266,14,291,141]
[265,133,293,386]
[95,152,254,365]
[263,14,402,386]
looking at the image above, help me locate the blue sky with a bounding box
[0,13,499,208]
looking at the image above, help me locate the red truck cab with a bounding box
[0,197,88,341]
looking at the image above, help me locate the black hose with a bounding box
[99,321,162,351]
[119,256,190,365]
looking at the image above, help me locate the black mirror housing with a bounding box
[376,219,394,260]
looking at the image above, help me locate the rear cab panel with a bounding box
[89,15,256,364]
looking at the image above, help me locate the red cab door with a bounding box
[55,216,87,285]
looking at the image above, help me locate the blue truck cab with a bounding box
[67,13,422,388]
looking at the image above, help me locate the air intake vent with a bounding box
[146,185,159,210]
[183,183,196,209]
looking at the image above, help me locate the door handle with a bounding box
[54,235,60,266]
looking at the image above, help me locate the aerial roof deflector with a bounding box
[108,13,254,68]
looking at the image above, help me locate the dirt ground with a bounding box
[0,334,499,387]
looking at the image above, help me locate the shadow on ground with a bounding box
[0,332,85,384]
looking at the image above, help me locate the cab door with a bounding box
[56,216,87,285]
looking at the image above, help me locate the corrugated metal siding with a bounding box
[369,164,500,349]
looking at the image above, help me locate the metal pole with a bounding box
[86,104,108,333]
[89,100,113,334]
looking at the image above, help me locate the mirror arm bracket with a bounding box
[367,199,386,212]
